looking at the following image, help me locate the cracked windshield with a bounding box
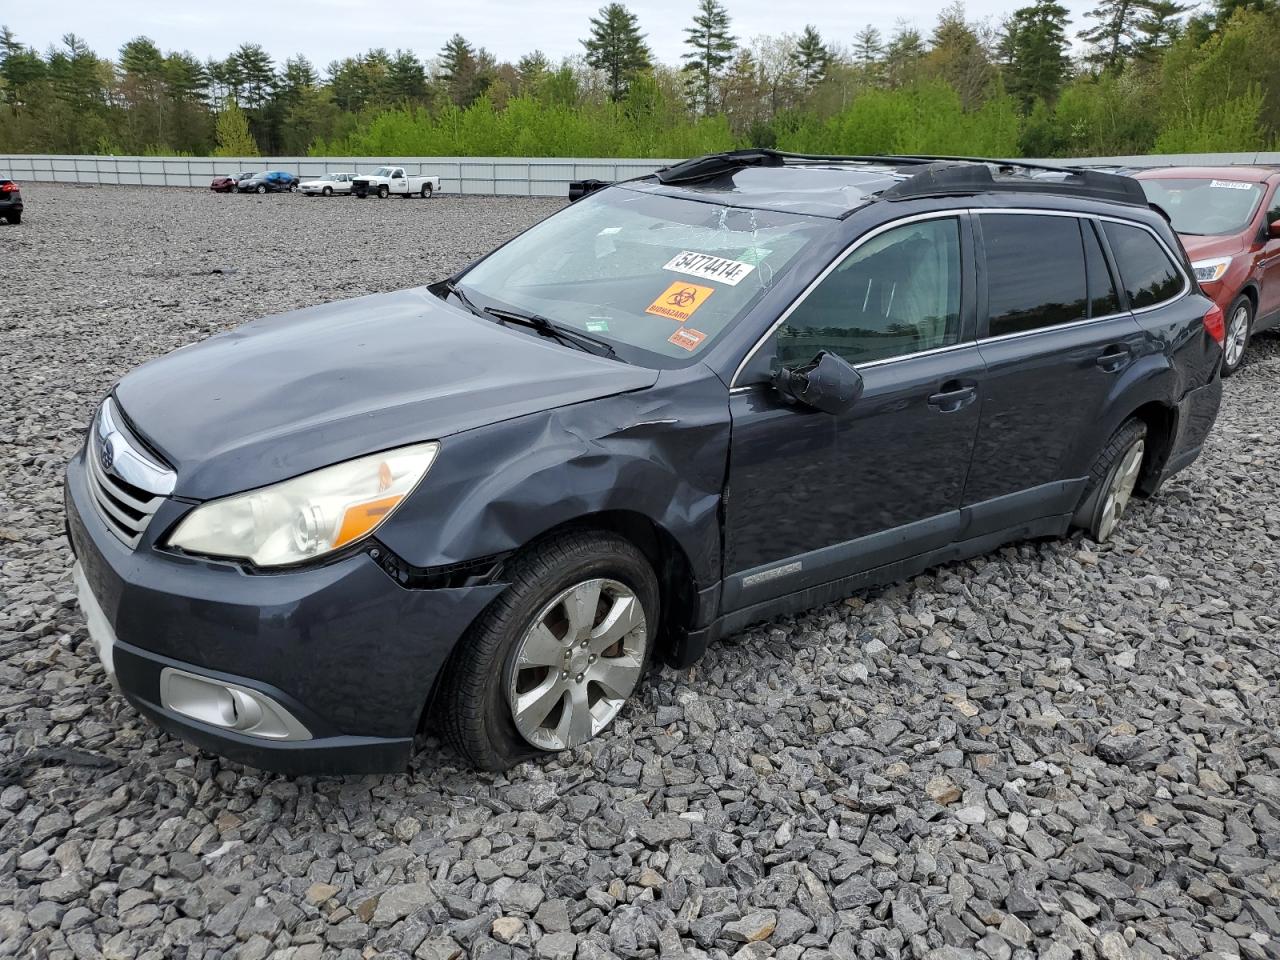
[456,187,828,364]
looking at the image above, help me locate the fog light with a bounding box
[159,667,311,741]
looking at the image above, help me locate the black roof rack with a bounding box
[880,160,1149,206]
[653,148,936,185]
[650,148,1150,208]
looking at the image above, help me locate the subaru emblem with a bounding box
[100,436,115,472]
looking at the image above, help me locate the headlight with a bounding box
[1191,256,1232,283]
[168,442,438,567]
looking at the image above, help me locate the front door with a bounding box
[723,214,983,612]
[1256,183,1280,323]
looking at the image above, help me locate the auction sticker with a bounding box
[646,281,714,322]
[1209,180,1253,190]
[664,250,756,286]
[668,327,707,351]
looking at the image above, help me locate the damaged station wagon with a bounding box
[66,151,1224,774]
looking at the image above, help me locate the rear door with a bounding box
[963,211,1145,535]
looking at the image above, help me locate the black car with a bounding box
[65,151,1223,774]
[0,177,22,223]
[236,170,299,194]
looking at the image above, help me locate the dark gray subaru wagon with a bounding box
[66,151,1224,773]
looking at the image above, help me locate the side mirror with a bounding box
[771,351,864,415]
[1269,220,1280,239]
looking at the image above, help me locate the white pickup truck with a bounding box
[352,166,440,199]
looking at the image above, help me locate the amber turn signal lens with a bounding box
[334,494,404,548]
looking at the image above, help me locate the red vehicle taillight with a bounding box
[1203,303,1225,346]
[0,182,17,193]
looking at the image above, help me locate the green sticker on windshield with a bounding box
[738,247,772,265]
[586,319,610,333]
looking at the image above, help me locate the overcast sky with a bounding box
[6,0,1102,68]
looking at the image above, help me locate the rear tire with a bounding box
[1073,418,1148,543]
[421,183,433,198]
[1220,295,1252,378]
[5,212,18,224]
[439,531,659,770]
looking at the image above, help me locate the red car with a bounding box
[210,174,239,193]
[1136,166,1280,376]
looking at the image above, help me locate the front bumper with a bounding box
[65,448,505,774]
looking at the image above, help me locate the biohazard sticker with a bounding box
[668,327,707,351]
[646,282,714,322]
[663,251,756,286]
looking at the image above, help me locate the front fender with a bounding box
[376,367,731,588]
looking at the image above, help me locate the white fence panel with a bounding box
[3,151,1278,197]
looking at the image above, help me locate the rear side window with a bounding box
[1102,221,1183,309]
[1083,220,1121,317]
[983,214,1087,337]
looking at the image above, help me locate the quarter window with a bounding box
[1102,221,1183,309]
[1083,220,1121,318]
[983,214,1087,337]
[773,217,962,367]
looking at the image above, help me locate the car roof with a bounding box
[618,151,1153,220]
[1134,165,1280,183]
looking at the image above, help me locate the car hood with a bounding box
[114,288,659,499]
[1178,233,1246,261]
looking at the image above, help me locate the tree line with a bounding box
[1,0,1278,160]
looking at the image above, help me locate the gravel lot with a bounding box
[2,183,1279,960]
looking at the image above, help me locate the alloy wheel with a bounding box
[1225,304,1249,369]
[1098,439,1145,541]
[506,578,647,751]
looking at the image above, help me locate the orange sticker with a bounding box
[646,281,714,322]
[668,327,707,352]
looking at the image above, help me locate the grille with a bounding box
[84,400,174,548]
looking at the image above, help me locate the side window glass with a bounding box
[1267,188,1280,229]
[1102,221,1183,309]
[773,218,962,367]
[983,214,1087,337]
[1083,220,1121,318]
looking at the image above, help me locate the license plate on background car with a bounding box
[73,561,119,688]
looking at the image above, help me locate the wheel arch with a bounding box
[1128,399,1177,497]
[417,510,701,733]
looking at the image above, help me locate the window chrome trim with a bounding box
[972,208,1192,325]
[729,210,966,389]
[730,206,1193,388]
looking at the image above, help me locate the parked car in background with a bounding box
[210,174,239,193]
[300,172,357,196]
[352,166,439,199]
[237,171,299,194]
[0,177,22,223]
[1136,166,1280,376]
[66,150,1223,775]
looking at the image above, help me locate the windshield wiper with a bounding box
[483,306,621,361]
[440,279,622,362]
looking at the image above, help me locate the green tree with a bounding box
[213,99,258,155]
[792,25,830,89]
[1135,0,1192,60]
[438,34,491,107]
[582,4,651,100]
[231,42,274,109]
[681,0,735,113]
[516,50,551,92]
[853,25,885,83]
[927,3,997,109]
[1079,0,1144,71]
[884,22,927,88]
[0,26,46,107]
[388,49,427,102]
[1000,1,1072,108]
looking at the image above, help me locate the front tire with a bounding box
[1073,418,1148,543]
[1220,295,1252,378]
[377,185,389,199]
[439,531,659,770]
[256,184,267,194]
[322,186,332,196]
